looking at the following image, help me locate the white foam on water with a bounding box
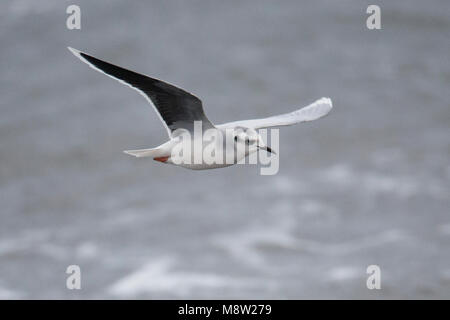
[297,200,339,222]
[216,224,408,270]
[250,175,306,197]
[271,176,306,195]
[213,210,300,270]
[320,164,355,186]
[0,230,49,256]
[362,173,419,198]
[38,243,68,260]
[321,164,449,199]
[76,242,99,259]
[0,286,22,299]
[215,227,297,268]
[109,256,253,298]
[297,229,408,256]
[328,266,360,282]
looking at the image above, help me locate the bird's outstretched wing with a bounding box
[68,47,214,137]
[217,97,332,130]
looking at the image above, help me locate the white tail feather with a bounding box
[124,148,159,158]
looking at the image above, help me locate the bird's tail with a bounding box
[123,148,161,158]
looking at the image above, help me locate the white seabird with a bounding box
[68,47,332,170]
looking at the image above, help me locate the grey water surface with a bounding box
[0,0,449,299]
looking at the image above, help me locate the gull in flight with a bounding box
[68,47,332,170]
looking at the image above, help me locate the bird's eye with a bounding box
[245,138,250,144]
[234,136,238,142]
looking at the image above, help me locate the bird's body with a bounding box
[126,128,255,170]
[68,47,332,170]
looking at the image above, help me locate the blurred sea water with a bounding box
[0,0,449,298]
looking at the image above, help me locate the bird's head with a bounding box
[234,128,275,155]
